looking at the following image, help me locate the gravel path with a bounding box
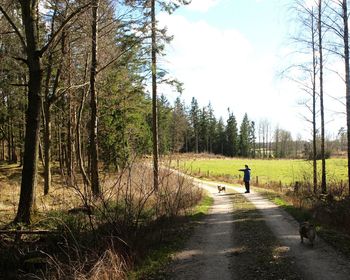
[168,183,236,280]
[168,181,350,280]
[233,185,350,280]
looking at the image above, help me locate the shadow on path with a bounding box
[227,185,350,280]
[168,184,236,280]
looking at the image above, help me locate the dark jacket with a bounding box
[239,167,251,182]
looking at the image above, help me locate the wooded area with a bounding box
[1,0,350,223]
[1,0,350,278]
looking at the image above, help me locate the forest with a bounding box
[1,0,350,279]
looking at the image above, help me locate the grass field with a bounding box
[173,157,348,185]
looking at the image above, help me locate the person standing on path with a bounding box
[239,164,251,193]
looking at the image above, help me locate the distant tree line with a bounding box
[155,95,346,159]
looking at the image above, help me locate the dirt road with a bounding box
[168,181,350,280]
[168,183,235,279]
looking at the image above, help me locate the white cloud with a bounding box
[185,0,221,12]
[158,13,283,123]
[157,12,346,139]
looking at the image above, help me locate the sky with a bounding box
[157,0,346,140]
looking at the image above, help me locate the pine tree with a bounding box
[225,112,238,157]
[214,117,226,155]
[249,121,256,158]
[170,97,188,152]
[239,113,250,157]
[189,97,200,153]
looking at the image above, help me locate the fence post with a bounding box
[256,176,259,186]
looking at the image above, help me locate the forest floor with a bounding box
[166,181,350,280]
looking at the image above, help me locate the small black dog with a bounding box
[299,221,316,246]
[217,185,226,193]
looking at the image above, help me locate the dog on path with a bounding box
[299,221,316,246]
[217,185,226,193]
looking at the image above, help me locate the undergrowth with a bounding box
[0,161,205,279]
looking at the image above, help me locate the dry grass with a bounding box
[46,247,128,280]
[0,163,86,226]
[0,159,203,279]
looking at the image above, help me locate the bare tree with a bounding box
[289,0,323,192]
[311,6,318,193]
[318,0,327,194]
[331,0,350,194]
[343,0,350,195]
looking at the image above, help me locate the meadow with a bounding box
[173,157,348,186]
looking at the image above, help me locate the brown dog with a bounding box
[217,185,226,193]
[299,221,316,246]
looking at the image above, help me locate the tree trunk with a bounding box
[89,0,100,196]
[77,88,91,187]
[42,51,53,195]
[342,0,350,195]
[151,0,159,191]
[77,53,91,187]
[1,140,4,161]
[43,101,51,195]
[10,119,16,163]
[58,117,63,171]
[318,0,327,194]
[15,0,42,224]
[67,70,74,185]
[7,118,10,162]
[312,7,318,193]
[19,118,23,167]
[66,37,74,185]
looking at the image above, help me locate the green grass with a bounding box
[174,157,348,185]
[128,192,213,279]
[190,194,213,220]
[256,188,313,222]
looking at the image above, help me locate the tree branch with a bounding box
[39,3,91,56]
[0,5,26,51]
[97,40,142,74]
[10,83,28,87]
[54,82,90,102]
[11,56,28,65]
